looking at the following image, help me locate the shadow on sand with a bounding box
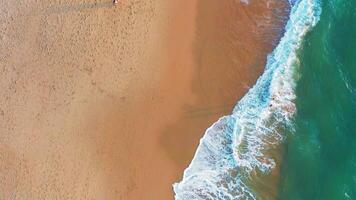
[159,0,289,175]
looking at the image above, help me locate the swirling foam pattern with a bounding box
[173,0,321,199]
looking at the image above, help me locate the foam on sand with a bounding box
[173,0,321,199]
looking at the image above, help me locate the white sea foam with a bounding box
[173,0,321,199]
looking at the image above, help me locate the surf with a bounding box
[173,0,321,199]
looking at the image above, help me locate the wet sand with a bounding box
[0,0,287,199]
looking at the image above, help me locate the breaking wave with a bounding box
[173,0,321,199]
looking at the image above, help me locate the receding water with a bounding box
[174,0,356,199]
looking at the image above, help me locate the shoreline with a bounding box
[0,0,288,199]
[162,1,289,175]
[173,1,295,198]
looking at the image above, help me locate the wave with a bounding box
[173,0,321,199]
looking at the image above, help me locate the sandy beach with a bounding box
[0,0,287,199]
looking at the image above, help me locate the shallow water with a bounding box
[174,0,356,199]
[174,0,321,199]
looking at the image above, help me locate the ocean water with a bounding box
[279,0,356,199]
[174,0,356,199]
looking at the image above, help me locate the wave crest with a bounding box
[174,0,321,199]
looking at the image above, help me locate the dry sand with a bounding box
[0,0,287,199]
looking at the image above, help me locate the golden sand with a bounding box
[0,0,287,199]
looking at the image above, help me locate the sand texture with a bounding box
[0,0,287,199]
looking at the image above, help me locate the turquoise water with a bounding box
[279,0,356,199]
[174,0,356,199]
